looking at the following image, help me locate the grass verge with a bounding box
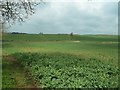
[2,55,39,88]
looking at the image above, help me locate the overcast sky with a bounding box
[8,0,118,34]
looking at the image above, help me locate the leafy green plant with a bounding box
[12,52,119,88]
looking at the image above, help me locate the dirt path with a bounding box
[2,55,40,89]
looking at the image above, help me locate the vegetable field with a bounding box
[2,34,119,88]
[13,53,118,88]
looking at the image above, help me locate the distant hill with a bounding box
[2,33,118,42]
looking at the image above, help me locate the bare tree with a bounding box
[0,0,43,32]
[0,0,42,33]
[0,0,42,24]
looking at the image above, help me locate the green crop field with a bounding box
[2,34,119,88]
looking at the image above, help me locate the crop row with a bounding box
[12,52,119,88]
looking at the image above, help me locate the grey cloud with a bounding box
[9,2,118,35]
[102,2,118,16]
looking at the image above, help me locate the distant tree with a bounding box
[39,32,43,34]
[70,32,73,36]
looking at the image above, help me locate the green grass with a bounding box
[2,34,119,88]
[2,37,118,64]
[2,56,21,88]
[2,34,118,42]
[2,56,38,88]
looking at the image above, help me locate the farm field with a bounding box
[2,34,119,88]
